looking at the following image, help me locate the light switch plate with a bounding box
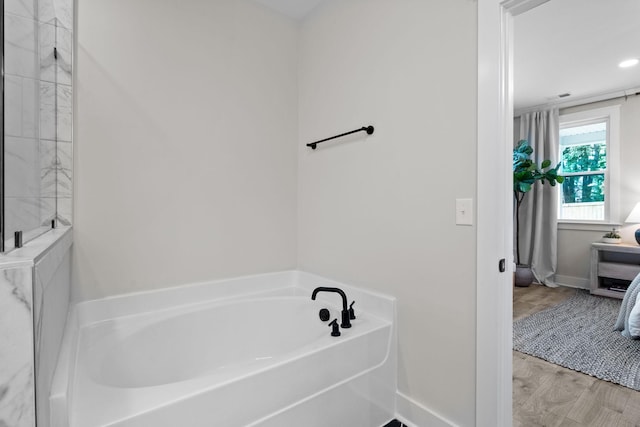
[456,198,473,226]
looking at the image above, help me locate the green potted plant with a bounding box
[602,228,621,244]
[513,140,564,287]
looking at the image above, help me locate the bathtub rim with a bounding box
[72,270,394,326]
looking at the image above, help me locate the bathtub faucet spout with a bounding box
[311,287,352,328]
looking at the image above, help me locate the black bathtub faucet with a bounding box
[311,287,352,328]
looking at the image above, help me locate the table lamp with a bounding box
[625,202,640,245]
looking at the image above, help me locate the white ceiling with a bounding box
[514,0,640,111]
[252,0,323,19]
[253,0,640,112]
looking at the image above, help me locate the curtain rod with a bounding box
[515,87,640,117]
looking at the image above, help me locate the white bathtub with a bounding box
[50,271,397,427]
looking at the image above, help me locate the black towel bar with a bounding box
[306,125,374,150]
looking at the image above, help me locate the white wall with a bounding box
[556,95,640,287]
[298,2,478,425]
[76,0,481,424]
[74,0,299,300]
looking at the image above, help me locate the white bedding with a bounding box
[629,292,640,337]
[614,273,640,339]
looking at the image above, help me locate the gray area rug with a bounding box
[513,290,640,391]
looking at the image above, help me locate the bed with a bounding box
[614,272,640,339]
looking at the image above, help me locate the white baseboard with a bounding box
[555,274,590,289]
[396,391,458,427]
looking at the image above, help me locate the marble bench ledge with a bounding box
[0,227,72,269]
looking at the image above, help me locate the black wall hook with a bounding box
[307,125,374,150]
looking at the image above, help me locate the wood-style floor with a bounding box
[513,284,640,427]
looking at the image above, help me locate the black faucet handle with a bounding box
[329,319,341,336]
[349,301,356,320]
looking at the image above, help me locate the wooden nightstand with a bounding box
[590,243,640,299]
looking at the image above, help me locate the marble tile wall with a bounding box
[39,0,73,227]
[0,264,35,427]
[33,230,72,427]
[4,0,74,246]
[0,228,71,427]
[4,2,41,239]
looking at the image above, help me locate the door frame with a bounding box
[476,0,550,425]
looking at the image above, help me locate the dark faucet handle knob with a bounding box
[349,301,356,320]
[329,319,341,336]
[319,308,330,322]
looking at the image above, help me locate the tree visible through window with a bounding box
[559,122,607,221]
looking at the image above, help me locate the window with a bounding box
[558,106,619,222]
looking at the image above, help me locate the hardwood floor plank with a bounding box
[622,393,640,426]
[584,406,634,427]
[513,300,538,320]
[558,417,585,427]
[578,380,630,415]
[514,408,566,427]
[544,370,597,418]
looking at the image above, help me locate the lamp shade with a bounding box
[625,202,640,223]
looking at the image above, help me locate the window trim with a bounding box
[558,105,620,224]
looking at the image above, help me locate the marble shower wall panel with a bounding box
[5,75,38,138]
[56,140,72,226]
[56,142,72,198]
[55,26,72,86]
[40,82,72,142]
[4,76,41,235]
[5,0,36,19]
[57,84,72,142]
[33,231,72,427]
[38,21,56,82]
[5,198,42,239]
[39,198,57,227]
[39,0,72,29]
[5,137,40,198]
[4,75,23,137]
[38,78,72,227]
[40,139,57,198]
[39,23,72,86]
[39,81,55,141]
[38,0,74,91]
[5,1,41,241]
[0,265,35,427]
[56,198,72,226]
[54,80,73,226]
[37,0,74,228]
[4,0,74,243]
[4,12,38,79]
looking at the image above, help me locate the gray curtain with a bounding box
[518,109,560,287]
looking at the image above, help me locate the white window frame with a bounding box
[558,105,620,226]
